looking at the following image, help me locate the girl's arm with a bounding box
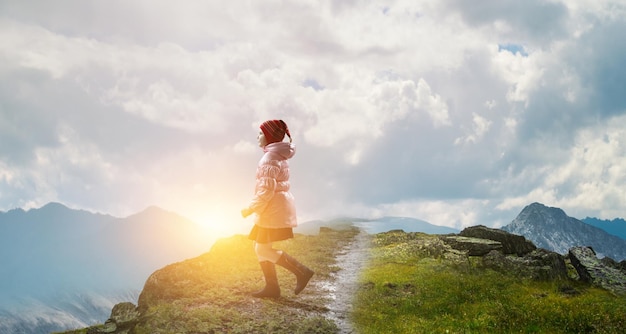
[243,163,279,217]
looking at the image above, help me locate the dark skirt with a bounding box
[248,224,294,243]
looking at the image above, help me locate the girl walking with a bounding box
[241,119,314,298]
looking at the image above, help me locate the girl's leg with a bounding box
[253,242,314,296]
[275,252,314,295]
[254,242,283,263]
[251,242,282,298]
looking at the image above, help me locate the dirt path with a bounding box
[317,229,371,333]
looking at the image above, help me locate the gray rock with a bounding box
[482,248,568,280]
[600,256,626,274]
[440,235,503,256]
[568,246,626,295]
[461,225,537,255]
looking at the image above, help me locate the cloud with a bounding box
[497,114,626,218]
[455,112,493,145]
[440,0,569,46]
[0,0,625,229]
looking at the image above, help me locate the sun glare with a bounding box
[193,207,250,239]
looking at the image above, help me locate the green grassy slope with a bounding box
[352,230,626,334]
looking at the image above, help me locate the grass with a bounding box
[123,223,357,334]
[352,231,626,334]
[57,226,626,334]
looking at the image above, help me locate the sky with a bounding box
[1,0,625,234]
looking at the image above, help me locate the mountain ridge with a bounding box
[294,216,458,235]
[581,217,626,240]
[502,202,626,261]
[0,202,215,334]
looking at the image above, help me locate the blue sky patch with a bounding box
[498,43,528,56]
[303,78,324,91]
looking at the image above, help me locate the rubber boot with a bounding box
[276,253,314,295]
[251,261,280,298]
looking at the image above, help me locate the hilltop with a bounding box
[63,223,626,334]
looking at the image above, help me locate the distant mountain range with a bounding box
[352,216,459,234]
[581,217,626,240]
[0,203,215,334]
[502,202,626,261]
[295,216,459,235]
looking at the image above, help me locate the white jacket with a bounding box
[247,142,297,229]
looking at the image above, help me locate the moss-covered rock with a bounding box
[440,235,503,256]
[482,248,568,280]
[569,246,626,295]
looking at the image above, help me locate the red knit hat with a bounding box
[260,120,291,144]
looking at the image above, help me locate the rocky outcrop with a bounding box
[482,248,568,280]
[600,256,626,272]
[439,226,567,280]
[568,246,626,295]
[460,225,537,255]
[439,235,502,256]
